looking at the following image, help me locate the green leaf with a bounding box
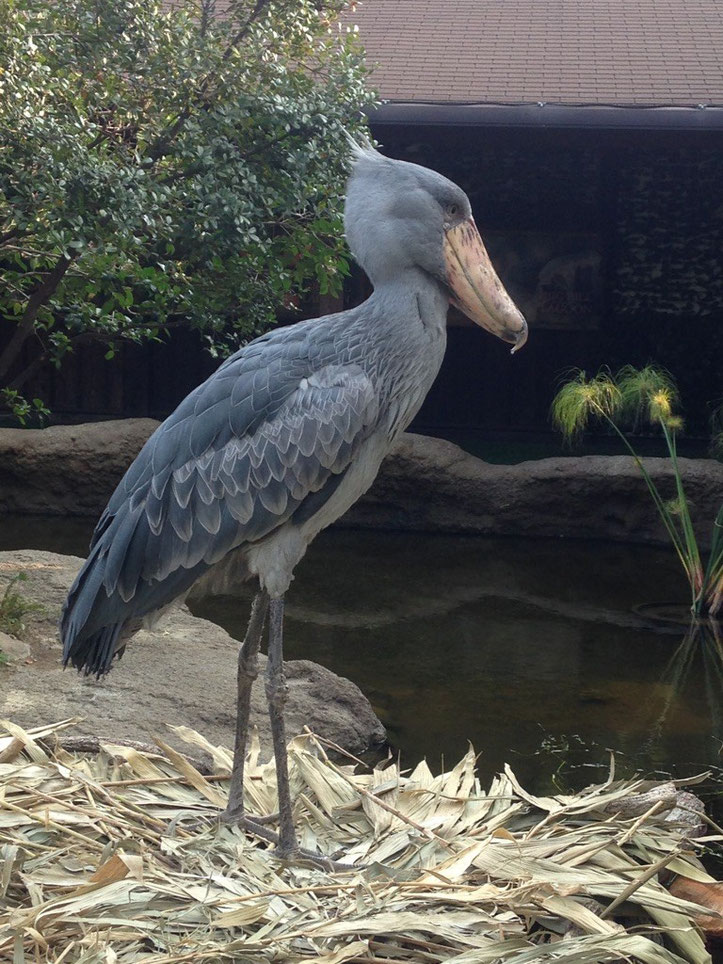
[0,0,374,414]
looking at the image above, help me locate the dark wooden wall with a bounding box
[8,333,220,422]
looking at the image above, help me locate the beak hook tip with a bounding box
[510,323,528,355]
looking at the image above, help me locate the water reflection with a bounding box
[646,620,723,760]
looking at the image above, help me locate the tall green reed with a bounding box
[551,366,722,619]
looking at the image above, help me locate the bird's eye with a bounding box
[447,203,459,217]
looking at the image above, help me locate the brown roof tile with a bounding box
[340,0,723,106]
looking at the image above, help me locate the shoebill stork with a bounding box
[61,141,527,859]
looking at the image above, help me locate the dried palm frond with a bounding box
[0,719,720,964]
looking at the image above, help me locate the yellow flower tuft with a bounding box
[649,389,673,422]
[616,365,680,428]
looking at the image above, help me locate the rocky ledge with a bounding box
[347,432,723,549]
[0,550,386,760]
[0,419,721,546]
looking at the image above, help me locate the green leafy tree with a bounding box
[0,0,372,420]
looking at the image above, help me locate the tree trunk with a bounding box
[0,254,77,384]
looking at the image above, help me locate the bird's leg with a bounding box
[221,590,269,823]
[213,592,358,871]
[265,594,299,857]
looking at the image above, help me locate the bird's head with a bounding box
[344,140,527,352]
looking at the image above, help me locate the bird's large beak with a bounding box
[443,218,528,353]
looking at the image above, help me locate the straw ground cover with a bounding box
[0,719,720,963]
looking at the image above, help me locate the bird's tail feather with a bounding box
[61,541,121,676]
[64,622,124,678]
[61,531,211,677]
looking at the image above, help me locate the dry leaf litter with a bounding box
[0,718,721,963]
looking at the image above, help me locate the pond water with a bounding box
[192,532,722,798]
[2,516,721,814]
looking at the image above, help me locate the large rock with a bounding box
[345,433,723,549]
[0,550,386,759]
[0,419,159,516]
[0,420,721,546]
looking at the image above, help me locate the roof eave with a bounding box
[368,101,723,131]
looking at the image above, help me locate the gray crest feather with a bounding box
[344,130,384,168]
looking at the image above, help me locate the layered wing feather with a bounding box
[124,362,379,594]
[62,326,380,667]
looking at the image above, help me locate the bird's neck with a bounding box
[351,268,448,441]
[367,267,449,332]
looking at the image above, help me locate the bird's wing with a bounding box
[95,351,380,606]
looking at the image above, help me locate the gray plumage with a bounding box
[61,143,526,677]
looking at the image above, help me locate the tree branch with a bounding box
[222,1,272,62]
[0,227,23,247]
[146,0,272,161]
[6,354,46,394]
[0,253,78,383]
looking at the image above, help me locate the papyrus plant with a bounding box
[552,366,723,619]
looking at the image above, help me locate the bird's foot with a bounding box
[220,806,278,826]
[220,809,360,872]
[274,841,362,873]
